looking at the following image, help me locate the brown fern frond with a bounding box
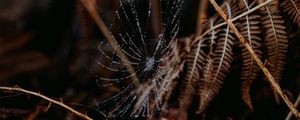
[198,2,236,113]
[280,0,300,26]
[238,1,263,110]
[197,19,218,112]
[261,6,288,103]
[198,27,235,113]
[240,15,262,110]
[179,38,206,111]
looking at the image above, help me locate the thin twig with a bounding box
[209,0,300,118]
[286,93,300,120]
[0,86,93,120]
[195,0,208,35]
[151,0,162,38]
[191,0,272,46]
[80,0,140,85]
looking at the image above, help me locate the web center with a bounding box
[144,57,155,71]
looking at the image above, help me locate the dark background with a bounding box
[0,0,299,119]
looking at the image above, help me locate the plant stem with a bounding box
[80,0,140,86]
[209,0,300,118]
[286,93,300,120]
[151,0,162,38]
[0,86,93,120]
[195,0,208,35]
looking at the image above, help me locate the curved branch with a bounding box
[0,86,93,120]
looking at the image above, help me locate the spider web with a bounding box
[93,0,183,119]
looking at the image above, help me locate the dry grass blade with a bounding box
[80,0,140,86]
[209,0,300,118]
[0,86,93,120]
[151,0,162,37]
[87,0,184,118]
[195,0,209,35]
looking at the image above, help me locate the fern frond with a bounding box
[199,27,234,113]
[197,18,218,112]
[179,38,206,110]
[261,6,288,103]
[280,0,300,26]
[198,3,236,113]
[240,15,262,110]
[238,0,263,110]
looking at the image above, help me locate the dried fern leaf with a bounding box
[240,15,262,110]
[198,2,236,113]
[198,27,235,113]
[261,6,288,103]
[197,19,218,112]
[238,0,263,110]
[280,0,300,26]
[179,38,206,110]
